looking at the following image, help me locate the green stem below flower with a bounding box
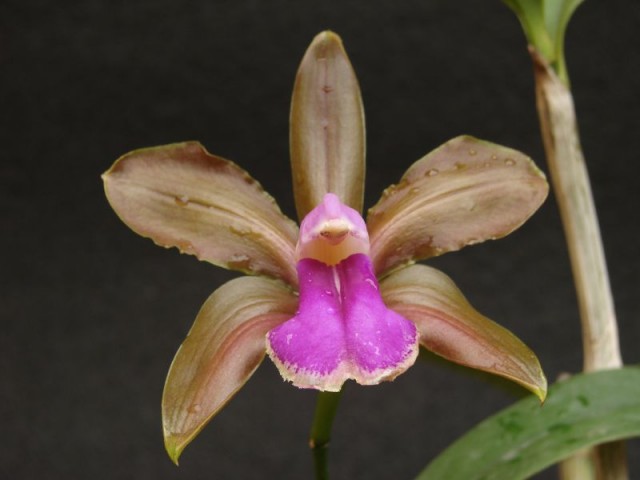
[309,390,343,480]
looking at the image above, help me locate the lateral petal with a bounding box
[162,276,298,464]
[103,142,299,285]
[367,136,548,276]
[380,264,547,401]
[290,31,366,219]
[267,254,418,391]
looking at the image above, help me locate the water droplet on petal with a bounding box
[175,195,189,206]
[229,225,252,236]
[491,154,498,160]
[228,254,251,270]
[468,149,477,156]
[381,189,391,199]
[324,289,334,297]
[504,158,516,166]
[426,168,439,177]
[409,187,420,195]
[188,403,202,414]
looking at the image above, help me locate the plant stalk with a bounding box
[309,390,343,480]
[530,47,626,480]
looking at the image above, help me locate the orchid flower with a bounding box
[103,31,549,464]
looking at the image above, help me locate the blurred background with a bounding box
[1,1,639,478]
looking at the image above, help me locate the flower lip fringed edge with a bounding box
[102,30,549,464]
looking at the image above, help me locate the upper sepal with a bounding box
[367,136,548,277]
[162,276,298,464]
[102,142,299,285]
[380,264,547,401]
[290,31,366,219]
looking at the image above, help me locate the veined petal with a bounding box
[368,136,548,276]
[266,254,418,391]
[290,31,366,219]
[380,264,547,401]
[103,142,299,285]
[162,276,298,464]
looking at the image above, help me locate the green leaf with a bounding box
[416,367,640,480]
[290,31,366,220]
[502,0,584,84]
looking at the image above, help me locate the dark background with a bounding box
[2,1,639,479]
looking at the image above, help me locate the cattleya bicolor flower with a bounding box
[103,31,549,463]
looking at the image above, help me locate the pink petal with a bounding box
[266,254,418,391]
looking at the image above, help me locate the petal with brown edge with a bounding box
[290,31,366,220]
[162,276,298,465]
[103,142,299,285]
[367,136,548,276]
[380,264,547,401]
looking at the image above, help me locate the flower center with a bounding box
[295,193,369,266]
[265,193,418,391]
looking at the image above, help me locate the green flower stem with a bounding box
[309,390,343,480]
[531,49,626,480]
